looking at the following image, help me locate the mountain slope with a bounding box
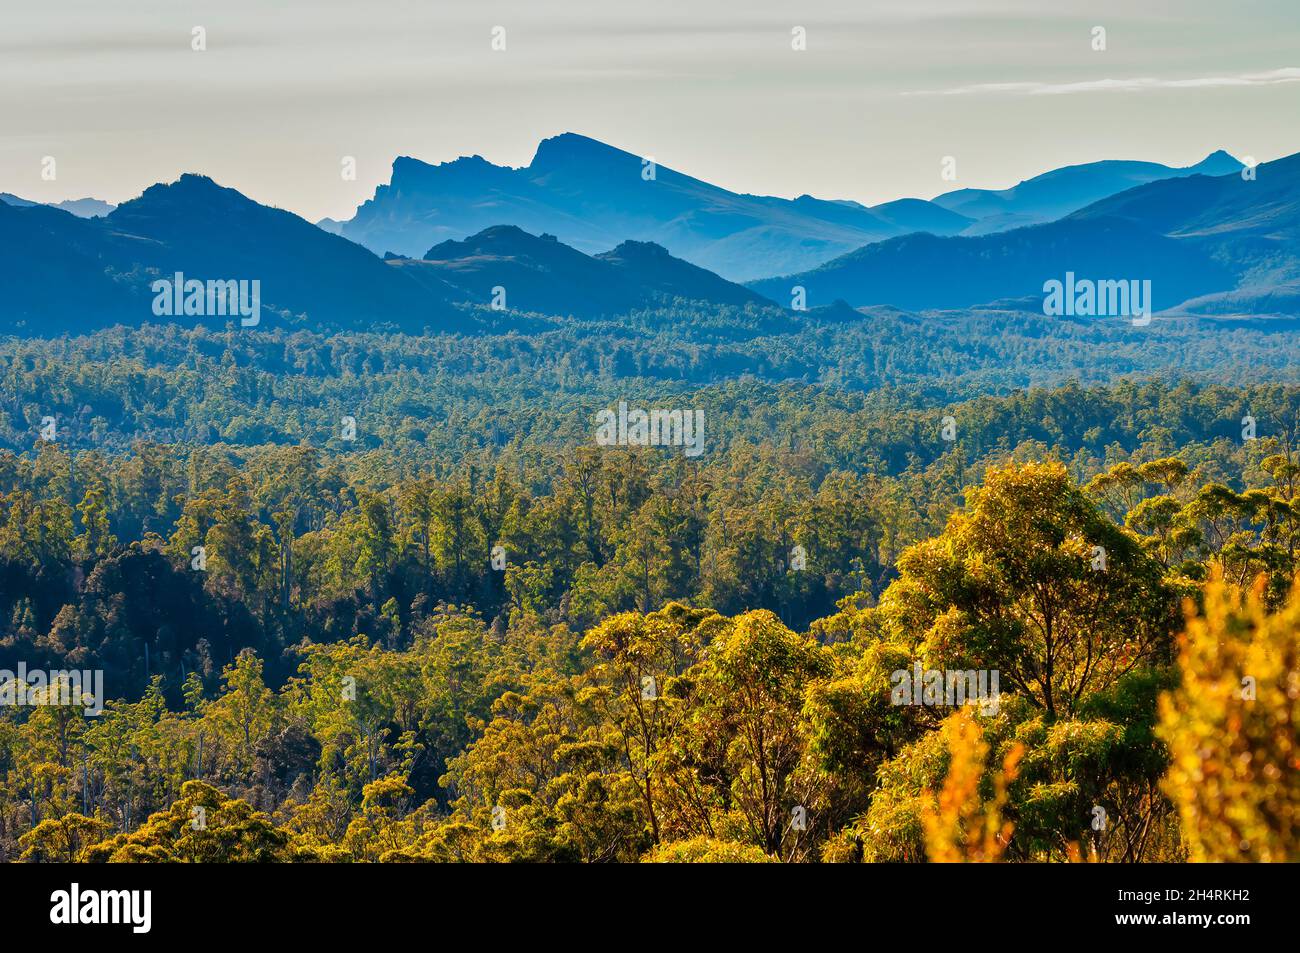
[0,175,463,334]
[0,200,142,331]
[1071,153,1300,243]
[398,225,771,317]
[335,133,974,281]
[594,239,770,308]
[749,217,1232,313]
[107,174,464,329]
[935,151,1241,235]
[1070,152,1300,310]
[749,153,1298,315]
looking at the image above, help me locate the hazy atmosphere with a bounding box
[3,0,1298,219]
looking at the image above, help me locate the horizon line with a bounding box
[3,133,1277,225]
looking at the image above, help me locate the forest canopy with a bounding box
[1,320,1298,862]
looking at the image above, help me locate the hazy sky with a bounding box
[2,0,1297,222]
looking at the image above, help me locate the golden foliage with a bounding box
[921,708,1024,863]
[1158,568,1300,862]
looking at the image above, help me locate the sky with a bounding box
[2,0,1298,222]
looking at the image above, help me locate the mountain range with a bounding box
[0,175,461,333]
[932,151,1241,235]
[326,133,1241,281]
[327,133,976,281]
[395,226,768,318]
[749,153,1299,316]
[0,175,769,334]
[2,135,1296,333]
[0,193,116,218]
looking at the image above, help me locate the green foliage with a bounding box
[2,324,1298,862]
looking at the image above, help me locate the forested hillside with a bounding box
[1,316,1298,862]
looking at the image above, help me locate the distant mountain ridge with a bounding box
[933,151,1241,234]
[333,133,975,281]
[394,224,770,318]
[0,175,464,334]
[0,176,775,335]
[0,192,117,218]
[2,140,1291,334]
[749,153,1299,316]
[330,133,1241,282]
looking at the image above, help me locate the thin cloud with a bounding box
[906,67,1300,96]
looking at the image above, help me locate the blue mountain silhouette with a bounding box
[333,133,974,281]
[0,176,771,333]
[934,151,1242,234]
[748,153,1299,316]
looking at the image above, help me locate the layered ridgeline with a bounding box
[0,193,116,218]
[396,227,770,318]
[2,138,1289,333]
[328,133,1237,280]
[329,132,975,280]
[931,150,1241,234]
[0,175,464,334]
[749,152,1300,316]
[0,176,774,334]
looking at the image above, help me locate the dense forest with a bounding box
[1,316,1298,862]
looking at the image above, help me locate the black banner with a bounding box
[1,862,1276,942]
